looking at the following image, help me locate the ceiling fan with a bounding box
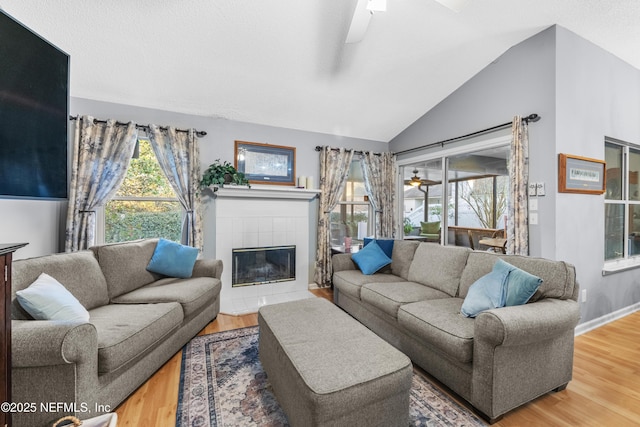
[403,169,430,186]
[404,169,441,188]
[345,0,469,44]
[406,169,423,187]
[345,0,386,44]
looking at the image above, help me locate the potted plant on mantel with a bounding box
[200,159,251,189]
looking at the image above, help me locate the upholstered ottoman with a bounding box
[258,298,413,427]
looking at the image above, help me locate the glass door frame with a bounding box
[396,132,512,244]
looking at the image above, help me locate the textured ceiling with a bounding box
[2,0,640,142]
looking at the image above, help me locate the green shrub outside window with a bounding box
[104,138,182,243]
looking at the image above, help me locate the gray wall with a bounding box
[554,26,640,321]
[0,199,66,259]
[3,96,388,280]
[391,26,558,259]
[391,25,640,324]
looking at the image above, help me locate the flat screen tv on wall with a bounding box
[0,10,69,199]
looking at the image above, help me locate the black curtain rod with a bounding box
[68,115,207,137]
[314,146,382,155]
[394,113,540,156]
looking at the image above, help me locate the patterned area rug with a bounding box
[176,326,486,427]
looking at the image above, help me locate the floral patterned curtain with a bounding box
[362,152,397,238]
[147,125,203,250]
[507,116,529,255]
[65,116,138,251]
[314,147,354,287]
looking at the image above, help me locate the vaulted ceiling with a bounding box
[2,0,640,142]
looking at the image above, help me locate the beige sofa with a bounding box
[332,241,580,423]
[11,239,222,427]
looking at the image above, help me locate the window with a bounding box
[330,160,373,248]
[604,140,640,261]
[103,138,183,243]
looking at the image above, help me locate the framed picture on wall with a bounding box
[558,153,606,194]
[235,141,296,186]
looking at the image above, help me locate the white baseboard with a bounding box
[575,302,640,336]
[308,282,320,290]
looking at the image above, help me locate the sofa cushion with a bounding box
[12,251,110,316]
[352,241,392,275]
[89,302,183,374]
[390,240,420,280]
[360,281,450,318]
[16,273,91,322]
[459,252,576,301]
[333,270,406,300]
[146,238,199,278]
[112,277,221,319]
[92,239,163,299]
[407,243,471,297]
[399,298,474,364]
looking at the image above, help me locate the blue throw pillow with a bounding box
[352,240,392,275]
[363,237,395,258]
[460,266,509,318]
[494,259,543,306]
[147,238,199,278]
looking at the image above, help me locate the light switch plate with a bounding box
[530,212,539,225]
[536,182,545,196]
[529,198,538,211]
[528,182,537,196]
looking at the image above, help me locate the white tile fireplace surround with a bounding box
[213,186,320,315]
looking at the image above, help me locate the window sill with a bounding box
[602,258,640,275]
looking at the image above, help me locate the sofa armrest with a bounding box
[12,320,98,368]
[332,253,357,272]
[12,320,99,427]
[471,298,580,420]
[192,258,223,279]
[474,298,580,347]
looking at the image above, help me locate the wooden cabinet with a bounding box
[0,244,27,427]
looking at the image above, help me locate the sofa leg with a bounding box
[477,411,503,425]
[554,383,569,392]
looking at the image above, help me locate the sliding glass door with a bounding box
[400,143,510,248]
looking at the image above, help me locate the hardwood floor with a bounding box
[115,290,640,426]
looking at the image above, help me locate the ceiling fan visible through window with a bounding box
[408,169,423,187]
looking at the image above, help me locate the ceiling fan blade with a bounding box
[345,0,373,44]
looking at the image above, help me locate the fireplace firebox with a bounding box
[232,245,296,287]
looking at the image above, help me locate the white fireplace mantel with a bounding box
[212,185,321,200]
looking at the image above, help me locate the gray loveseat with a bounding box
[332,241,580,423]
[11,239,222,427]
